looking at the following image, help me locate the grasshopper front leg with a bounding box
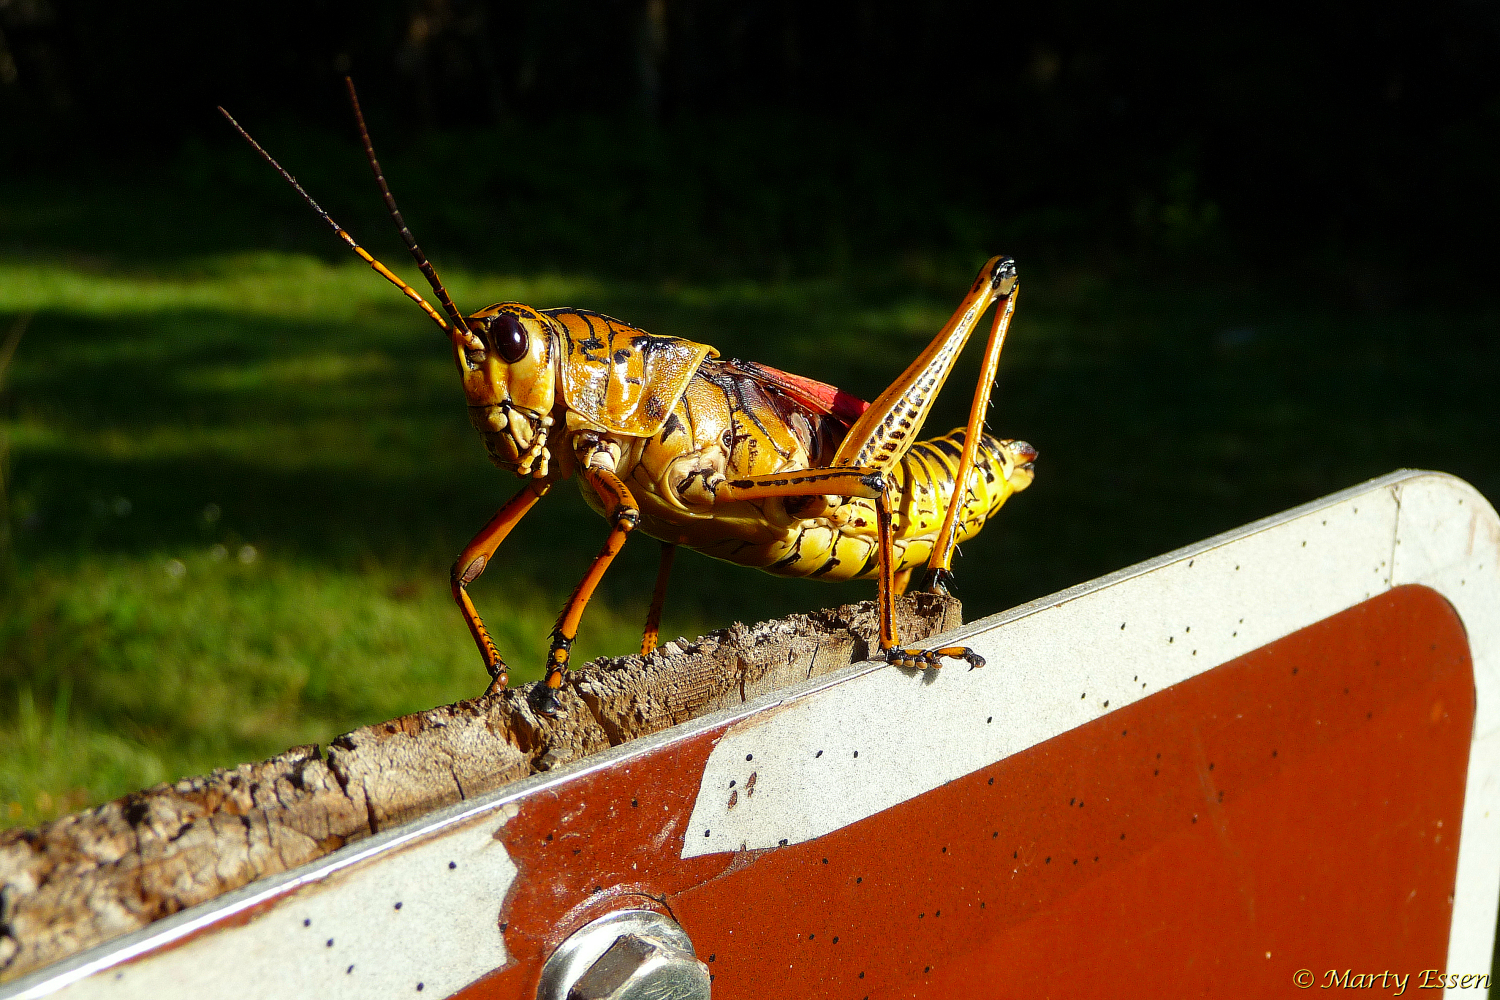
[714,470,984,670]
[453,479,551,696]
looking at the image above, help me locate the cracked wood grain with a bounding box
[0,593,958,983]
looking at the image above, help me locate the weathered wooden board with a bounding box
[4,470,1498,1000]
[0,595,960,984]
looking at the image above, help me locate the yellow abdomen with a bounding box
[691,428,1035,581]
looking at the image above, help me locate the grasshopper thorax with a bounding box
[461,302,560,479]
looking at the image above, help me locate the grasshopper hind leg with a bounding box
[882,645,986,670]
[715,469,986,674]
[922,264,1020,591]
[871,484,986,672]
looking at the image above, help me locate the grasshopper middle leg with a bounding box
[530,464,640,715]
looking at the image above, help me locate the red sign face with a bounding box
[467,585,1473,999]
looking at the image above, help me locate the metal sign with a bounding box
[5,469,1498,999]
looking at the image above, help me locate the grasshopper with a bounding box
[221,80,1035,716]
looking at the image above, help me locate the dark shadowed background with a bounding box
[1,0,1497,878]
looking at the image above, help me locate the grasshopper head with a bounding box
[459,302,560,478]
[219,95,565,479]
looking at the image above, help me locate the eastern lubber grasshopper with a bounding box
[221,81,1036,716]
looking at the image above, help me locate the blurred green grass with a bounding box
[2,226,1497,830]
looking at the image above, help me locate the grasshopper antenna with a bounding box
[343,76,472,340]
[217,106,453,335]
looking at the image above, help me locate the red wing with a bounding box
[726,359,870,423]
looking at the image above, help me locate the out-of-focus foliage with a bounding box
[1,1,1497,293]
[2,250,1496,827]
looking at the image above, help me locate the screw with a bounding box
[537,910,711,1000]
[570,933,710,999]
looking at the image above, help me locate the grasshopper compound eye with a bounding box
[490,312,529,363]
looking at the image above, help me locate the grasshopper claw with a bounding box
[529,684,563,717]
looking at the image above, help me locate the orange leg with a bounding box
[832,256,1015,471]
[641,541,676,655]
[453,480,550,696]
[923,281,1019,593]
[532,465,639,715]
[716,470,983,671]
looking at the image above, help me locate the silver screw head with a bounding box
[569,931,710,1000]
[537,909,711,1000]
